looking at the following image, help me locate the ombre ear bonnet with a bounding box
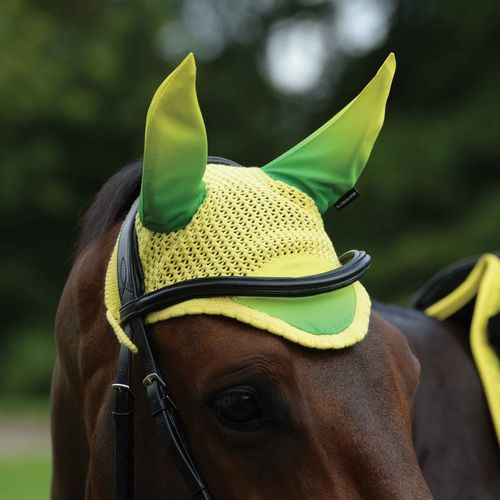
[105,53,396,352]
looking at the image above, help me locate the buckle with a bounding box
[112,383,134,397]
[142,372,166,387]
[142,373,178,411]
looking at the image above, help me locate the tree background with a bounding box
[1,0,499,399]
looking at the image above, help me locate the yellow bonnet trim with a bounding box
[426,254,500,443]
[104,241,138,353]
[145,281,371,349]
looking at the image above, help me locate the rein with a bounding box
[112,163,371,499]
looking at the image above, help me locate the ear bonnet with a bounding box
[105,53,396,352]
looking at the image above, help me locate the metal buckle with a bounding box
[112,383,134,397]
[142,373,178,411]
[142,372,166,387]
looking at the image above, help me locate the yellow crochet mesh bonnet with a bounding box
[105,164,371,352]
[104,53,396,352]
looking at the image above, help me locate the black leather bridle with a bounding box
[112,159,371,500]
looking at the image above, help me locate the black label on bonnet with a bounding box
[334,188,360,211]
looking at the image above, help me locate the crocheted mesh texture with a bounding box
[136,164,338,292]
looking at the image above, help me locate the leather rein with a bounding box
[112,162,371,500]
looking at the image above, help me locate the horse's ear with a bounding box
[262,53,396,214]
[140,53,208,232]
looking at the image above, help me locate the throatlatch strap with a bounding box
[113,201,140,500]
[113,341,134,500]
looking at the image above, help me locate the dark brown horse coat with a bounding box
[52,230,429,498]
[377,303,500,499]
[51,164,496,499]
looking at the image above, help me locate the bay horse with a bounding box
[51,52,499,499]
[51,163,500,499]
[51,161,432,499]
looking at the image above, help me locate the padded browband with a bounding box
[118,199,371,324]
[120,250,371,322]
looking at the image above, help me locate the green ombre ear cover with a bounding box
[140,53,208,232]
[263,53,396,213]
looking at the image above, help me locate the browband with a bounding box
[120,250,370,322]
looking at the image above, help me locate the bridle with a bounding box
[112,158,372,500]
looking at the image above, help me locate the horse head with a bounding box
[52,53,432,499]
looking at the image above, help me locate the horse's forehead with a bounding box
[153,314,296,369]
[151,313,398,390]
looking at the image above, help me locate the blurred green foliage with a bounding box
[0,0,499,398]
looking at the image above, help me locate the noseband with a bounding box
[112,159,371,499]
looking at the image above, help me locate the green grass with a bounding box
[0,456,51,500]
[0,397,51,499]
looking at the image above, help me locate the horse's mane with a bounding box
[77,161,142,254]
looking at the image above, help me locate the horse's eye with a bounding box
[213,388,262,427]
